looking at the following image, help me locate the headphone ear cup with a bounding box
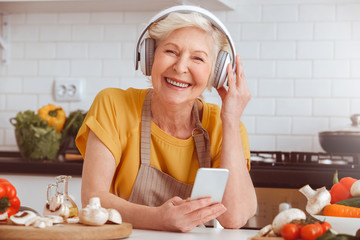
[140,38,156,76]
[213,50,231,89]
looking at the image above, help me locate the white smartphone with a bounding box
[190,168,229,203]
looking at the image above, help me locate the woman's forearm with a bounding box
[217,119,257,229]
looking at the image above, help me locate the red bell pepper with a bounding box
[0,179,21,219]
[329,171,357,204]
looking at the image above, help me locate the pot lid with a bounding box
[321,114,360,134]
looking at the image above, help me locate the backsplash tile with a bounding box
[1,0,359,152]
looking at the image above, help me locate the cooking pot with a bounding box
[319,114,360,153]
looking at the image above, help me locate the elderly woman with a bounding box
[76,6,256,232]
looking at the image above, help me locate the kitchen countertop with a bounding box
[0,151,83,176]
[130,228,259,240]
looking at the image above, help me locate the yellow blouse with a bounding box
[76,88,250,200]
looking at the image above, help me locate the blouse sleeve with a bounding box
[75,88,122,164]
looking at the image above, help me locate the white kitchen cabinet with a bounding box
[0,0,234,13]
[2,173,82,215]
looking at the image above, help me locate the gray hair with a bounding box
[148,12,231,90]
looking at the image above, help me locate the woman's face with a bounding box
[151,26,214,105]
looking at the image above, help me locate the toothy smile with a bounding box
[165,78,189,88]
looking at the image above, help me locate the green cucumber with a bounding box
[335,197,360,208]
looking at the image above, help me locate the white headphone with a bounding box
[134,5,236,89]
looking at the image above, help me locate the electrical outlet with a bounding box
[54,78,84,102]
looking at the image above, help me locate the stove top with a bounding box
[249,151,360,189]
[251,151,360,168]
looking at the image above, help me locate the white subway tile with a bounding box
[89,43,121,59]
[10,43,25,59]
[236,41,260,59]
[297,41,333,59]
[38,94,64,110]
[85,77,119,93]
[39,60,69,76]
[333,80,360,97]
[25,43,56,59]
[240,116,255,134]
[351,61,360,77]
[91,12,123,23]
[69,98,93,112]
[122,41,136,59]
[6,94,38,111]
[299,4,335,21]
[247,78,258,97]
[59,13,90,24]
[0,130,3,145]
[9,14,26,24]
[226,23,241,41]
[72,25,103,41]
[244,98,275,115]
[353,23,360,40]
[7,60,38,76]
[295,79,331,97]
[351,99,360,114]
[248,135,276,151]
[277,98,312,116]
[256,117,291,134]
[12,25,39,42]
[261,41,296,59]
[337,3,360,21]
[315,22,351,40]
[0,112,15,128]
[277,61,312,78]
[202,94,222,107]
[5,129,17,146]
[124,12,155,23]
[243,60,275,78]
[23,77,53,94]
[258,79,293,97]
[277,136,313,152]
[0,96,5,110]
[278,23,313,40]
[0,77,22,93]
[262,5,298,22]
[119,76,150,90]
[335,42,360,59]
[242,24,276,40]
[314,60,350,78]
[227,5,261,22]
[71,60,102,76]
[314,99,350,117]
[292,117,329,135]
[104,60,135,77]
[57,43,88,58]
[27,13,58,24]
[104,25,137,41]
[40,25,71,41]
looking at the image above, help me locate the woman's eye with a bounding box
[165,50,176,55]
[194,56,204,62]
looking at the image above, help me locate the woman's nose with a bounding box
[172,56,188,74]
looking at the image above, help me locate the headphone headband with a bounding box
[134,5,236,71]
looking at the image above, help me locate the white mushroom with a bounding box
[79,197,109,226]
[0,212,8,221]
[299,184,331,215]
[30,217,54,229]
[255,224,274,237]
[272,208,306,234]
[107,209,122,224]
[43,195,70,219]
[9,210,37,225]
[350,180,360,197]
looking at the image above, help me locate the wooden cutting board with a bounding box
[250,237,283,240]
[0,222,132,240]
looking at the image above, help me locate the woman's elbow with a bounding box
[219,204,257,229]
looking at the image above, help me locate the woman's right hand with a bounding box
[156,196,227,232]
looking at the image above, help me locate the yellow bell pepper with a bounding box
[38,104,66,132]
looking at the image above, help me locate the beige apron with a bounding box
[128,90,211,207]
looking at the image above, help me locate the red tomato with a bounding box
[281,223,300,240]
[320,221,332,233]
[300,223,323,240]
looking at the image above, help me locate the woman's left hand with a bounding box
[216,55,251,122]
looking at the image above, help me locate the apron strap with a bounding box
[140,89,152,165]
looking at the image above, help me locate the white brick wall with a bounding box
[1,0,360,152]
